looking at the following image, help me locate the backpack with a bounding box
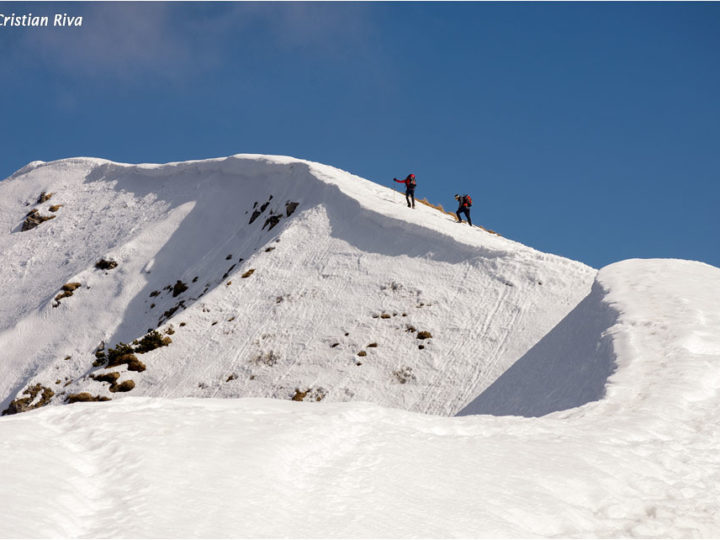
[464,194,472,207]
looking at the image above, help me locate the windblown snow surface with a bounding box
[1,155,719,537]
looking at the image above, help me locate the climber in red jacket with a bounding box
[394,174,416,208]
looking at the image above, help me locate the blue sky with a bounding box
[1,2,718,269]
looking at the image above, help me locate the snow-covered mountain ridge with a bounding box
[0,154,595,416]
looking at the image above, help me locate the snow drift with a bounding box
[0,154,595,416]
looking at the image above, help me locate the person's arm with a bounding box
[393,178,406,184]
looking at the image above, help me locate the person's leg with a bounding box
[463,208,472,227]
[406,192,411,207]
[456,210,462,222]
[410,190,415,208]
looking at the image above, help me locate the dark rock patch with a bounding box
[95,259,118,271]
[263,214,281,231]
[172,280,188,297]
[285,201,299,217]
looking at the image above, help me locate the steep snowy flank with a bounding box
[0,261,718,537]
[458,278,618,417]
[460,259,720,419]
[0,154,595,416]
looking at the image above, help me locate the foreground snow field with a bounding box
[6,390,718,539]
[1,155,719,537]
[2,262,720,539]
[1,258,719,538]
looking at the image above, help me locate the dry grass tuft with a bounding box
[37,192,53,204]
[22,209,56,231]
[417,197,447,214]
[53,282,82,306]
[1,384,55,415]
[91,372,134,393]
[477,225,501,236]
[66,393,111,404]
[91,372,120,385]
[102,342,148,372]
[291,387,327,402]
[110,380,135,393]
[106,352,146,372]
[134,330,172,354]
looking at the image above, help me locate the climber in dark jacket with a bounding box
[455,193,472,226]
[394,174,416,208]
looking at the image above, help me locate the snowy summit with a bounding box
[0,154,718,537]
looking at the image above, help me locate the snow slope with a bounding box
[0,155,595,416]
[1,260,719,537]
